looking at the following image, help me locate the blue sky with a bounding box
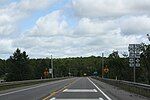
[0,0,150,59]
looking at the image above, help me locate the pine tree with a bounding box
[6,49,32,81]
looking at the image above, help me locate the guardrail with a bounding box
[0,77,70,91]
[92,77,150,97]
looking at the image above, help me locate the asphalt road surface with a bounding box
[0,77,149,100]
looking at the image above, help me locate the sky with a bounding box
[0,0,150,59]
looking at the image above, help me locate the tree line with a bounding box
[0,44,149,84]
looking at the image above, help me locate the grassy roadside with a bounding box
[0,77,68,91]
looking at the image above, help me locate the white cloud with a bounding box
[18,0,58,11]
[1,0,150,58]
[26,10,71,37]
[74,18,117,36]
[0,0,59,36]
[119,16,150,35]
[71,0,150,18]
[0,39,13,54]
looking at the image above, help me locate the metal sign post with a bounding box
[101,53,104,78]
[51,55,54,78]
[128,44,141,82]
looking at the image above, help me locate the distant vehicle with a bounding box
[83,73,87,76]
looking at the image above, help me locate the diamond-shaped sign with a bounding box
[136,59,140,63]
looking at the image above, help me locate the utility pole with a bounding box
[102,53,104,78]
[51,55,54,78]
[133,45,136,82]
[69,68,71,77]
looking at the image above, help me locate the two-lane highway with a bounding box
[47,77,111,100]
[43,77,148,100]
[0,78,77,100]
[0,77,148,100]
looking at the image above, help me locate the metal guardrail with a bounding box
[92,77,150,97]
[0,77,70,91]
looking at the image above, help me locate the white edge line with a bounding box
[93,89,97,92]
[0,78,74,97]
[99,97,104,100]
[50,97,56,100]
[87,77,112,100]
[63,89,68,92]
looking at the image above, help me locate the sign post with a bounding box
[101,53,104,78]
[128,44,141,82]
[51,55,54,78]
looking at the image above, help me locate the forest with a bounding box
[0,43,149,84]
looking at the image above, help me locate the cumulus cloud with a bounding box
[71,0,150,18]
[74,18,117,36]
[1,0,150,58]
[119,16,150,35]
[0,39,13,54]
[18,0,59,11]
[13,13,139,58]
[26,10,71,37]
[0,0,59,36]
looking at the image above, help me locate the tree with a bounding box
[140,43,150,84]
[6,48,32,81]
[0,59,7,79]
[107,51,129,80]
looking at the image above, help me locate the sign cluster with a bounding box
[128,44,141,67]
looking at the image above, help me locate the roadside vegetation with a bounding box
[0,44,149,84]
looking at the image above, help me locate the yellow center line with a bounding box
[42,78,79,100]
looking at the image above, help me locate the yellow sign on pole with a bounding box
[103,65,109,73]
[44,68,49,77]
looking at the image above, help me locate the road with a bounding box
[0,77,148,100]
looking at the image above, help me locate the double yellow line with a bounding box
[42,79,78,100]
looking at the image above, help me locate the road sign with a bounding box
[135,53,140,58]
[135,59,140,63]
[128,44,141,68]
[103,65,109,73]
[129,63,134,67]
[128,44,141,82]
[129,53,135,58]
[136,63,140,67]
[49,68,52,74]
[129,58,134,63]
[44,71,49,77]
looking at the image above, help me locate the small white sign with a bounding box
[49,68,52,74]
